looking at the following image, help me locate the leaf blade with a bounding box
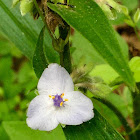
[33,27,48,78]
[0,0,35,59]
[0,0,59,62]
[2,121,66,140]
[48,0,135,87]
[63,109,124,140]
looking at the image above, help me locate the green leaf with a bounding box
[17,61,37,84]
[122,87,133,116]
[93,98,122,128]
[134,8,140,24]
[120,5,129,16]
[0,101,9,120]
[48,0,135,88]
[129,56,140,82]
[0,57,13,82]
[90,64,119,84]
[124,19,135,27]
[0,125,9,140]
[97,2,117,20]
[20,0,33,16]
[93,82,112,96]
[93,87,133,129]
[0,39,12,55]
[51,0,64,3]
[71,31,128,66]
[33,27,48,78]
[116,33,129,61]
[2,121,66,140]
[0,0,37,59]
[110,13,126,25]
[71,30,105,65]
[63,109,124,140]
[0,0,59,62]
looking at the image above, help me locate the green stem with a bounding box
[134,27,140,42]
[63,42,72,73]
[93,96,137,140]
[59,51,64,67]
[126,15,140,42]
[128,123,140,135]
[131,84,140,139]
[125,14,140,139]
[34,0,72,72]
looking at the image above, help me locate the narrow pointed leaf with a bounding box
[48,0,135,88]
[33,27,48,78]
[0,0,59,62]
[63,109,124,140]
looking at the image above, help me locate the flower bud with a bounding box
[20,0,34,16]
[134,8,140,24]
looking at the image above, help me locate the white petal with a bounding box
[37,63,74,95]
[27,95,59,131]
[57,91,94,125]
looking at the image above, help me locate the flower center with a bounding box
[49,93,68,107]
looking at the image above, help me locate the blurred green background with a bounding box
[0,0,140,139]
[0,32,38,139]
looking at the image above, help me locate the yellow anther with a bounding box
[52,96,55,99]
[60,102,63,106]
[64,99,68,101]
[61,93,64,98]
[49,95,55,99]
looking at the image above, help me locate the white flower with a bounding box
[27,63,94,131]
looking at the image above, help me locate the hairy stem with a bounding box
[33,0,54,39]
[33,0,72,72]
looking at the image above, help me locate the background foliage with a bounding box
[0,0,140,139]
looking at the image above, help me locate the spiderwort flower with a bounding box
[27,63,94,131]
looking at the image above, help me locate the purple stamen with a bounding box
[53,94,64,107]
